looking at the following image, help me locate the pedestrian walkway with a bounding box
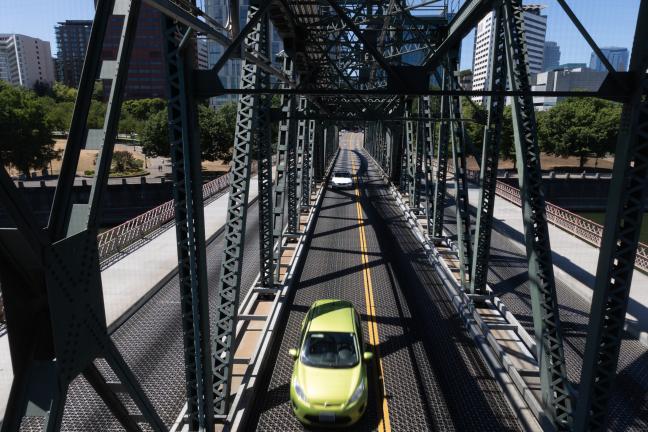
[474,186,648,343]
[0,177,259,420]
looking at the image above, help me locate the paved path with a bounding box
[478,187,648,341]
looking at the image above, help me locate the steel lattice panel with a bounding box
[19,203,261,431]
[443,201,648,431]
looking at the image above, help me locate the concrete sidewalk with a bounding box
[0,178,258,419]
[471,186,648,343]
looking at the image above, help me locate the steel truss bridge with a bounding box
[0,0,647,431]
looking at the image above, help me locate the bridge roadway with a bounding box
[248,138,522,431]
[442,189,648,431]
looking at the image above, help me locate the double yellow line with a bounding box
[351,159,391,432]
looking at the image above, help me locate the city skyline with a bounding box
[0,0,641,79]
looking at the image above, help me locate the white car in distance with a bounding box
[331,171,354,189]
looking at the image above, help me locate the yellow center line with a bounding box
[351,157,392,432]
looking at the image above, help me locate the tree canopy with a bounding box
[141,102,237,163]
[460,97,621,165]
[0,81,60,175]
[537,97,621,166]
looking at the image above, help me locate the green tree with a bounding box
[141,102,237,162]
[122,98,166,120]
[111,150,142,174]
[0,82,60,176]
[537,97,621,167]
[140,109,169,158]
[52,82,77,102]
[45,100,74,132]
[500,106,515,160]
[460,97,486,155]
[119,98,166,135]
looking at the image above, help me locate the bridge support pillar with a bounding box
[448,55,473,289]
[503,0,572,427]
[212,3,266,416]
[431,68,450,240]
[470,5,507,296]
[575,1,648,429]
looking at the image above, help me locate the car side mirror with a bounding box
[363,351,374,362]
[288,348,299,359]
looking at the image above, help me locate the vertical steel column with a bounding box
[273,56,296,272]
[414,102,424,209]
[287,96,300,234]
[503,0,572,426]
[448,56,473,288]
[390,123,403,184]
[405,104,416,204]
[471,7,507,295]
[431,69,451,240]
[212,4,263,416]
[163,15,213,429]
[385,125,393,178]
[312,121,324,182]
[422,96,435,236]
[295,97,307,216]
[48,0,114,239]
[301,117,314,208]
[255,14,275,290]
[400,121,409,192]
[574,2,648,430]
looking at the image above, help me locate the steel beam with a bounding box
[212,3,264,416]
[255,15,275,290]
[574,1,648,430]
[405,104,416,205]
[273,56,296,276]
[163,14,214,429]
[431,68,450,240]
[503,0,572,427]
[302,115,314,208]
[421,96,435,236]
[470,5,507,295]
[448,56,473,289]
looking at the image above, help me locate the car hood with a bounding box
[332,177,352,183]
[296,363,362,405]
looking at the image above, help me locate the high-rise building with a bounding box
[543,41,560,71]
[0,34,55,88]
[204,0,283,108]
[55,20,92,88]
[471,5,547,103]
[102,3,166,99]
[589,47,629,72]
[197,37,210,70]
[459,69,473,91]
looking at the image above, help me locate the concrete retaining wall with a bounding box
[0,180,173,227]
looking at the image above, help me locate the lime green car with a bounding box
[288,299,373,427]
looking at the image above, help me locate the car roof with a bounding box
[307,299,356,333]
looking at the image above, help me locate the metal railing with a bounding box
[492,178,648,273]
[97,174,229,261]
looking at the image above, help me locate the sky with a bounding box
[459,0,641,69]
[0,0,642,69]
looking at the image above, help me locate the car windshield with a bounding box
[334,171,352,178]
[301,332,358,368]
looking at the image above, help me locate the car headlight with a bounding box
[294,380,308,403]
[348,378,365,404]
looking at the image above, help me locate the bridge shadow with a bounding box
[351,150,521,430]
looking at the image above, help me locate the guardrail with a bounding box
[97,174,229,261]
